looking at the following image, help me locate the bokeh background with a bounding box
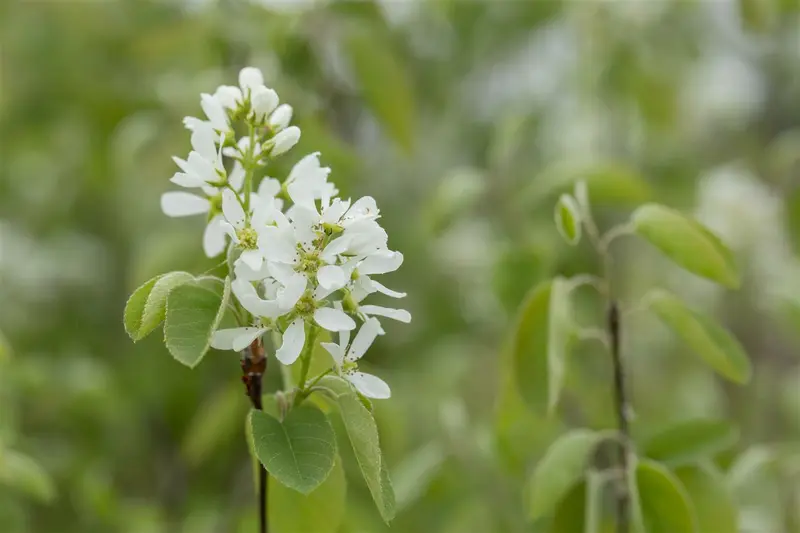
[1,0,800,532]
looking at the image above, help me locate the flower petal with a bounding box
[211,327,258,350]
[239,67,264,91]
[317,265,346,291]
[228,163,246,191]
[239,249,264,271]
[232,279,281,318]
[203,215,227,257]
[161,192,210,217]
[278,273,307,310]
[359,305,411,323]
[320,236,351,263]
[170,172,206,188]
[276,318,305,365]
[320,342,345,366]
[271,125,300,156]
[314,307,356,331]
[358,251,404,275]
[346,318,384,362]
[232,327,268,352]
[190,123,218,161]
[347,372,391,399]
[222,189,246,228]
[370,280,407,299]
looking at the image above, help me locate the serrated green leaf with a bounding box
[547,277,573,414]
[319,375,396,523]
[0,449,55,503]
[648,290,752,383]
[164,277,230,368]
[555,194,582,245]
[346,29,415,153]
[512,281,552,413]
[249,405,336,495]
[674,464,738,533]
[633,459,697,533]
[528,429,603,521]
[124,275,162,340]
[643,419,739,466]
[269,455,346,533]
[136,271,194,340]
[632,204,740,288]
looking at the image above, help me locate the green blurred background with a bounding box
[1,0,800,532]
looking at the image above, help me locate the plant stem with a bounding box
[607,299,631,533]
[295,325,320,402]
[241,338,269,533]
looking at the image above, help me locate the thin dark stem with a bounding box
[607,300,630,533]
[242,339,268,533]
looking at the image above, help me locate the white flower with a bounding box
[252,86,280,122]
[218,190,269,270]
[271,126,301,156]
[269,104,293,131]
[321,318,391,399]
[160,191,229,257]
[285,152,335,209]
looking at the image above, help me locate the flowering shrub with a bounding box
[124,66,407,529]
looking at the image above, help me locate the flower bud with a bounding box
[251,86,279,122]
[271,126,301,156]
[269,104,293,131]
[239,67,264,92]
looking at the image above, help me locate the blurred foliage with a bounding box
[1,0,800,532]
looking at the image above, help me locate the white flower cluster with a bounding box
[160,67,409,399]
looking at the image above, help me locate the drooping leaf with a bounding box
[269,455,346,533]
[527,429,603,521]
[164,277,231,368]
[555,194,582,245]
[632,459,697,533]
[0,449,55,503]
[632,204,740,288]
[318,375,396,523]
[249,405,337,495]
[674,464,738,533]
[511,281,552,413]
[345,28,415,153]
[643,419,739,466]
[137,271,193,340]
[648,290,752,383]
[547,277,574,413]
[124,274,161,340]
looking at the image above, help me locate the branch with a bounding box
[241,338,269,533]
[607,300,631,533]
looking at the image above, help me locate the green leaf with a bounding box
[319,375,396,523]
[345,29,415,153]
[631,204,740,288]
[164,277,231,368]
[124,275,161,340]
[555,194,582,245]
[527,429,603,521]
[0,449,55,503]
[511,281,552,413]
[269,455,346,533]
[136,271,194,340]
[643,419,739,466]
[674,464,738,533]
[0,329,10,363]
[632,459,697,533]
[648,290,752,383]
[392,442,446,512]
[547,277,574,413]
[249,405,337,495]
[182,383,247,467]
[549,481,585,533]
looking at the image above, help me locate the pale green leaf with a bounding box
[346,29,415,153]
[527,429,602,520]
[0,449,55,503]
[182,383,247,467]
[648,290,752,383]
[392,441,446,512]
[643,419,739,466]
[249,405,337,495]
[555,194,582,245]
[632,204,740,288]
[164,277,231,368]
[269,456,346,533]
[674,464,738,533]
[318,375,396,523]
[136,271,194,340]
[511,281,552,413]
[547,276,574,414]
[124,275,161,340]
[633,459,697,533]
[549,481,585,533]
